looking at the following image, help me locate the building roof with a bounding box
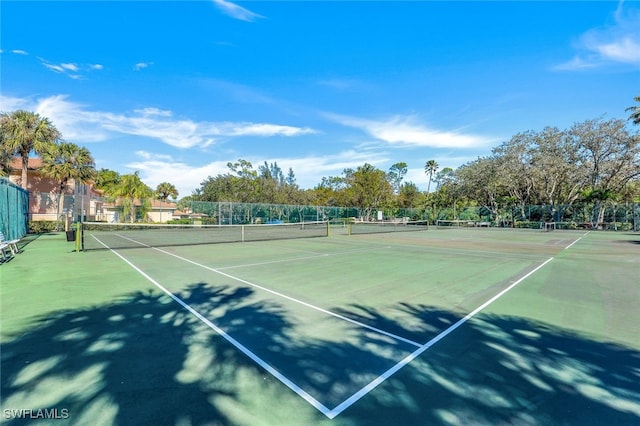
[9,157,43,170]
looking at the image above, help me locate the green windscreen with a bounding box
[0,178,29,242]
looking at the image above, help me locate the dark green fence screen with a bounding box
[0,177,29,241]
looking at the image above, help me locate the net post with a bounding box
[326,220,330,237]
[74,222,82,252]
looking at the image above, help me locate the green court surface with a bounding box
[1,228,638,425]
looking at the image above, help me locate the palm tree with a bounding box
[155,182,178,223]
[0,144,13,176]
[626,96,640,125]
[110,172,153,223]
[155,182,179,202]
[40,142,96,229]
[0,110,61,189]
[424,160,439,196]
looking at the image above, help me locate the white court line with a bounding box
[326,257,555,419]
[95,233,555,419]
[565,231,590,250]
[109,233,422,348]
[91,235,334,417]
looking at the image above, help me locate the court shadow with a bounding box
[0,282,311,425]
[332,303,640,425]
[2,285,639,425]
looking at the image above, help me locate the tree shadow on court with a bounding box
[331,302,640,425]
[2,284,639,425]
[0,282,327,425]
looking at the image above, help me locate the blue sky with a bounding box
[1,1,639,198]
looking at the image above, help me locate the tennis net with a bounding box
[348,220,429,235]
[81,221,329,250]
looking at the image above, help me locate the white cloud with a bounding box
[38,58,104,78]
[212,0,263,22]
[133,62,153,71]
[0,95,31,111]
[223,123,316,137]
[5,94,317,148]
[61,63,79,72]
[327,113,494,149]
[592,36,640,63]
[555,3,640,70]
[12,49,28,55]
[134,107,173,117]
[134,151,174,161]
[42,62,66,73]
[33,95,111,142]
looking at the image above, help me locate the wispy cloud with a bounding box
[11,49,28,55]
[133,62,154,71]
[38,57,104,79]
[327,113,494,149]
[555,2,640,70]
[212,0,263,22]
[1,94,316,149]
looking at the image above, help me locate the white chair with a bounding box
[0,231,20,256]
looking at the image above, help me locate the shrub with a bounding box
[29,221,58,234]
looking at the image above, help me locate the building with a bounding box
[7,157,179,224]
[101,199,179,223]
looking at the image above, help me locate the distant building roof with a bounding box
[9,157,43,170]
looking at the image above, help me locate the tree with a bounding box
[0,144,12,176]
[397,182,425,209]
[94,169,121,194]
[155,182,178,202]
[570,118,640,226]
[492,132,536,219]
[346,163,393,220]
[311,175,348,206]
[424,160,439,197]
[39,142,95,229]
[0,110,61,189]
[626,95,640,125]
[387,162,408,194]
[110,172,153,223]
[455,156,503,221]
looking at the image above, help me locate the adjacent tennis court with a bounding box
[1,225,638,425]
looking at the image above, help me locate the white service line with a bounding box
[113,233,423,348]
[564,231,590,250]
[326,257,555,419]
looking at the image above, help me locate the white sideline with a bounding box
[91,235,335,416]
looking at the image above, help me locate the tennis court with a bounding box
[1,225,638,425]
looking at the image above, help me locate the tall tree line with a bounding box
[2,107,639,224]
